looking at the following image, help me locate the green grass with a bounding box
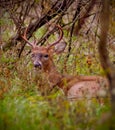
[0,95,111,130]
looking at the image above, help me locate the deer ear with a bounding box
[47,41,67,54]
[54,41,67,54]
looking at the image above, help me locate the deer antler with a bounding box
[21,28,37,48]
[47,24,63,49]
[21,25,63,49]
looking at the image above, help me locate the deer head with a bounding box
[21,25,66,70]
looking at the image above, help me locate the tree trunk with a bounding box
[99,0,115,127]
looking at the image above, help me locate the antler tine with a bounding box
[21,28,35,48]
[48,24,63,49]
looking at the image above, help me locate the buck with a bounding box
[21,25,108,99]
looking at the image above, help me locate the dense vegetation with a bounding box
[0,40,114,130]
[0,0,115,130]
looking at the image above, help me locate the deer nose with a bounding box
[34,61,42,69]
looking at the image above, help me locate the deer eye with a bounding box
[44,54,49,58]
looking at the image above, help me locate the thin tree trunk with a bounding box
[99,0,115,117]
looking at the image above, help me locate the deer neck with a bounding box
[43,59,63,87]
[42,59,91,94]
[42,59,80,94]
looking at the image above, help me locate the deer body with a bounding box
[31,47,108,99]
[22,25,108,99]
[38,50,108,99]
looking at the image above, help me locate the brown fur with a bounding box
[31,46,109,99]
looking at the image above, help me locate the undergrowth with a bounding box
[0,41,114,130]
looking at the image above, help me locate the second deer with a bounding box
[21,25,109,99]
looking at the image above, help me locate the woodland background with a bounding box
[0,0,115,130]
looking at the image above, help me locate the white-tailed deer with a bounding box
[21,25,109,100]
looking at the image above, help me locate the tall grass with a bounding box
[0,40,113,130]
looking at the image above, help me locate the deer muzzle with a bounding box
[34,61,42,69]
